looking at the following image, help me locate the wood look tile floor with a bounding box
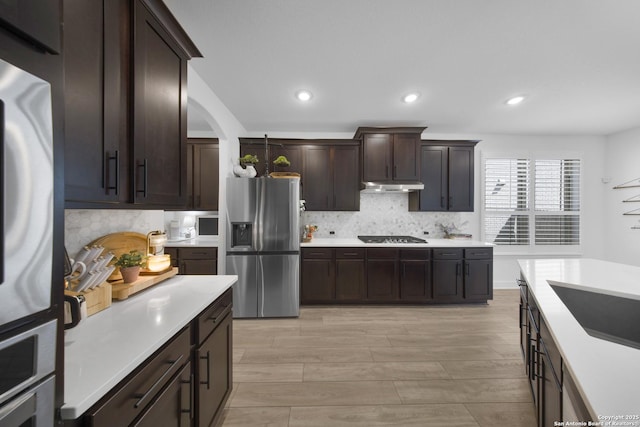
[221,290,536,427]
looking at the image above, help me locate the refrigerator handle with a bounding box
[257,255,264,317]
[0,100,4,285]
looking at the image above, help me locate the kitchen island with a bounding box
[301,238,493,304]
[61,274,236,426]
[518,258,640,424]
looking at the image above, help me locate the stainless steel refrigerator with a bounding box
[226,177,300,318]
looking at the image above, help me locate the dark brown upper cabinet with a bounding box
[64,0,201,208]
[239,139,360,211]
[409,140,478,212]
[354,127,426,182]
[0,0,61,54]
[186,138,219,210]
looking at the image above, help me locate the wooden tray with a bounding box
[269,172,300,178]
[88,232,147,281]
[111,267,179,300]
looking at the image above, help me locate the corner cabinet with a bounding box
[409,141,478,212]
[64,0,202,208]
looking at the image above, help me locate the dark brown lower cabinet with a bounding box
[301,246,492,304]
[196,311,232,427]
[366,249,399,300]
[539,343,562,427]
[165,247,217,275]
[335,249,365,301]
[399,249,432,301]
[133,362,192,427]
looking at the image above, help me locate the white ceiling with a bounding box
[169,0,640,136]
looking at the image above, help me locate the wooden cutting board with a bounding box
[88,232,147,280]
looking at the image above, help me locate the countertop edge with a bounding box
[301,238,493,248]
[61,275,236,419]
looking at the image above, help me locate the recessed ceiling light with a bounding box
[506,95,526,105]
[403,93,419,103]
[295,90,312,101]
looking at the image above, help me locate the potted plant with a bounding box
[114,250,147,283]
[238,154,259,177]
[273,155,291,167]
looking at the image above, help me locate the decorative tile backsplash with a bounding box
[302,193,475,239]
[65,210,164,256]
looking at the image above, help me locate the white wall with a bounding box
[604,126,640,266]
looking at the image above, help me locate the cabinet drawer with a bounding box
[336,248,364,259]
[197,288,233,345]
[302,248,333,259]
[432,249,463,260]
[366,248,398,259]
[178,247,216,259]
[88,327,191,427]
[464,248,492,259]
[400,249,430,260]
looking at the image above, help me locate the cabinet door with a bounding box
[418,146,448,211]
[392,134,420,180]
[181,259,217,275]
[332,145,360,211]
[301,259,334,302]
[193,142,219,210]
[0,0,61,53]
[335,259,365,301]
[448,146,474,212]
[197,313,232,427]
[271,145,303,174]
[240,144,267,177]
[399,260,432,301]
[64,0,128,204]
[366,249,399,300]
[363,134,392,181]
[302,145,332,211]
[133,0,187,207]
[464,259,492,301]
[539,350,562,427]
[432,260,463,302]
[132,362,192,427]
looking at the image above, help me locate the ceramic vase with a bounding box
[245,164,257,177]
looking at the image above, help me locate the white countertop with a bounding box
[165,236,219,247]
[518,258,640,419]
[302,237,493,248]
[61,274,237,419]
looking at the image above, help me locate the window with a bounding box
[483,156,581,247]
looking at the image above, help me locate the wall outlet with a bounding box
[329,231,335,235]
[423,231,429,235]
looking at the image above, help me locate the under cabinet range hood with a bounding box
[361,181,424,193]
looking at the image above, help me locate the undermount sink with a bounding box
[549,282,640,350]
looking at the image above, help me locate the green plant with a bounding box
[114,250,147,268]
[273,155,291,167]
[239,154,259,165]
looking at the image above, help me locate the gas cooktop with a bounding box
[357,235,427,244]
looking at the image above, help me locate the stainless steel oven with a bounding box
[0,320,56,426]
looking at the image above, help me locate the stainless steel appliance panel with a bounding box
[0,375,54,427]
[0,58,53,328]
[256,178,300,252]
[226,178,257,252]
[257,254,299,317]
[226,254,258,318]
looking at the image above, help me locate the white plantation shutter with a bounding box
[534,159,581,245]
[484,159,530,245]
[483,157,581,247]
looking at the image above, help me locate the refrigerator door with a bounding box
[256,178,300,252]
[226,254,257,318]
[226,177,258,252]
[257,254,299,318]
[0,58,53,328]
